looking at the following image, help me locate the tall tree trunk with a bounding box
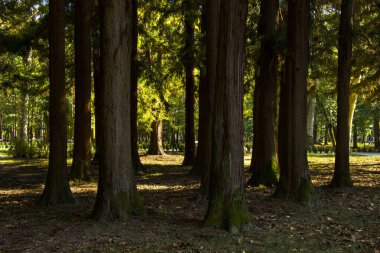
[190,3,208,176]
[147,120,165,155]
[70,0,93,181]
[324,124,329,145]
[306,91,316,147]
[203,0,251,233]
[275,0,313,201]
[40,0,74,204]
[93,0,144,221]
[374,113,379,149]
[331,0,353,187]
[130,0,144,172]
[182,0,196,166]
[248,0,279,187]
[194,0,218,198]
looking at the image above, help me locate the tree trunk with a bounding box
[248,0,279,187]
[353,124,358,148]
[18,93,28,141]
[275,0,313,201]
[190,3,208,176]
[331,0,353,188]
[182,0,196,166]
[70,0,93,181]
[40,0,74,204]
[194,0,218,198]
[348,93,357,145]
[147,120,165,155]
[93,0,144,221]
[374,113,379,149]
[130,0,144,172]
[306,91,316,147]
[324,124,328,145]
[0,110,2,140]
[203,0,251,233]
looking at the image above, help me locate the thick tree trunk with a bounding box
[93,0,144,221]
[248,0,279,187]
[374,113,379,149]
[203,0,251,233]
[147,120,165,155]
[275,0,313,201]
[331,0,353,188]
[130,0,144,172]
[306,92,316,147]
[18,93,28,141]
[182,0,196,166]
[70,0,93,181]
[40,0,74,204]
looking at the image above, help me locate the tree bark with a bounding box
[0,110,2,140]
[70,0,93,181]
[190,3,207,176]
[130,0,144,172]
[93,0,144,221]
[306,91,316,147]
[147,120,165,155]
[203,0,251,233]
[374,113,379,149]
[331,0,353,188]
[348,93,357,145]
[248,0,279,187]
[353,124,358,148]
[40,0,74,204]
[275,0,313,201]
[182,0,196,166]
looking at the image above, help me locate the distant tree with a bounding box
[147,119,166,155]
[203,0,251,233]
[70,0,93,181]
[275,0,313,201]
[331,0,353,187]
[40,0,74,204]
[93,0,144,220]
[248,0,279,187]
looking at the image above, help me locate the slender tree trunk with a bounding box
[70,0,93,181]
[348,93,357,145]
[203,0,251,233]
[353,124,358,148]
[195,0,218,198]
[147,120,165,155]
[331,0,353,187]
[0,110,2,140]
[40,0,74,204]
[324,124,328,145]
[275,0,313,201]
[248,0,279,187]
[190,3,207,176]
[93,0,144,221]
[182,0,196,166]
[306,91,316,147]
[130,0,144,172]
[18,93,28,141]
[374,113,379,149]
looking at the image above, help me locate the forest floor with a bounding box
[0,152,379,253]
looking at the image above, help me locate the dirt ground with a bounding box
[0,154,379,252]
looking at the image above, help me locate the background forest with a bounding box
[0,0,379,252]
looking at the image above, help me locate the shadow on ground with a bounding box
[0,154,379,252]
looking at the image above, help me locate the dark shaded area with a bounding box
[0,156,379,252]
